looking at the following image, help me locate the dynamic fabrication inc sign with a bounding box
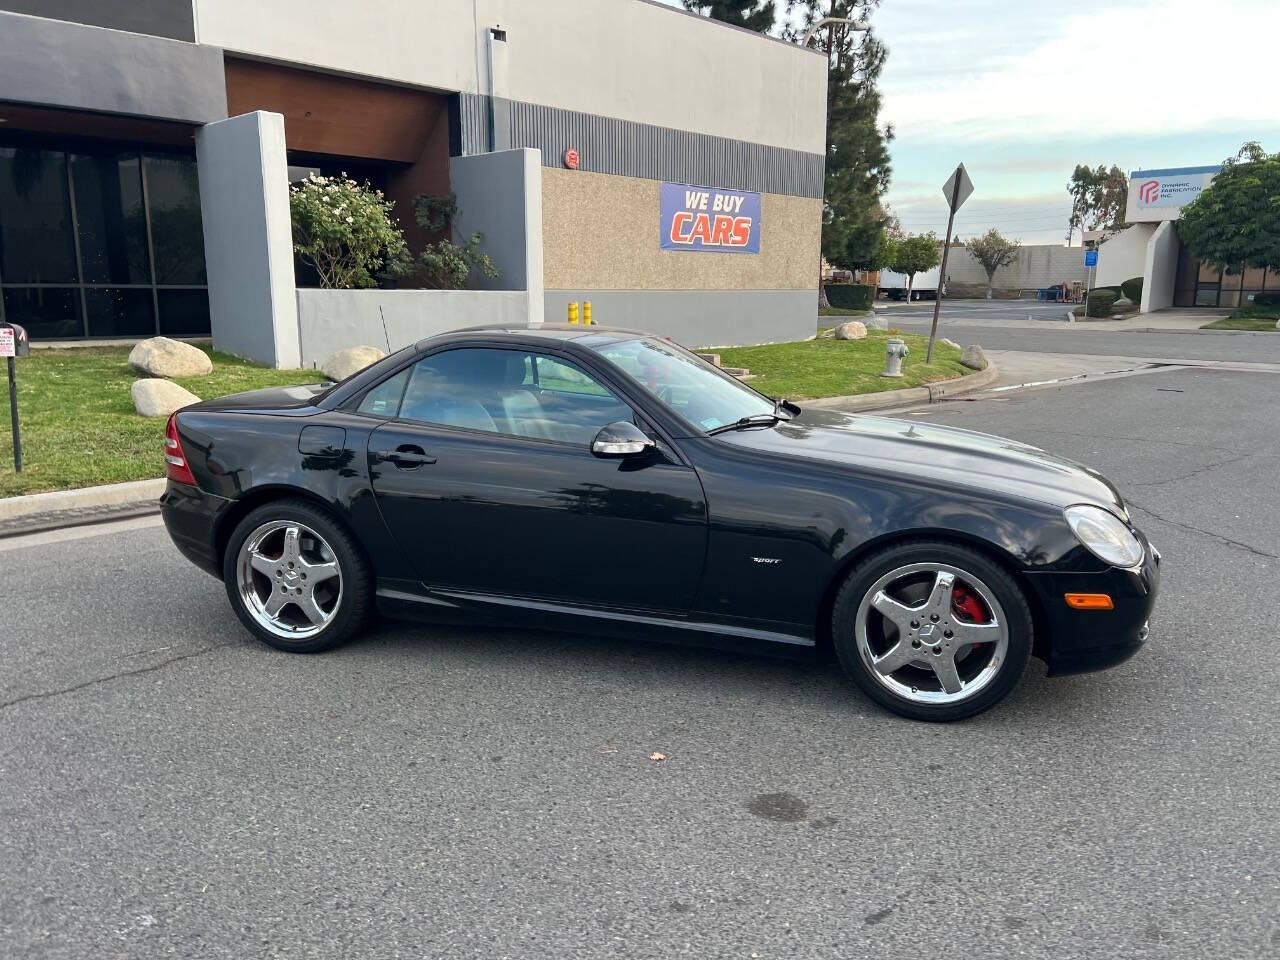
[660,182,761,254]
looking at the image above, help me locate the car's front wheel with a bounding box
[222,500,372,653]
[832,541,1033,721]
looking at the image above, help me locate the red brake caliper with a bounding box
[951,582,991,647]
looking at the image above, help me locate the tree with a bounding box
[690,1,893,303]
[681,0,776,32]
[965,228,1021,299]
[289,174,407,289]
[891,232,940,300]
[1066,164,1128,243]
[785,1,893,278]
[1179,142,1280,274]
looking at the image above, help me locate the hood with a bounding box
[716,407,1127,516]
[189,382,329,416]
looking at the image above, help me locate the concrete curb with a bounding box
[803,363,999,413]
[0,481,165,527]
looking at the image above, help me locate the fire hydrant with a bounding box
[882,338,909,378]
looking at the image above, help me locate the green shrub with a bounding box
[1121,276,1144,301]
[1252,291,1280,307]
[1086,289,1118,317]
[824,283,875,310]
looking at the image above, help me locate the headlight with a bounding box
[1064,504,1144,568]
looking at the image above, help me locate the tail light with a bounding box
[165,413,197,486]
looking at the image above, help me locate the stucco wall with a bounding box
[1142,222,1179,313]
[542,168,821,291]
[0,0,195,40]
[544,290,815,349]
[0,10,226,124]
[448,149,542,295]
[296,289,529,369]
[944,243,1090,293]
[196,112,300,369]
[194,0,824,153]
[1096,224,1157,288]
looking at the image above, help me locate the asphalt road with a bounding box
[837,301,1280,364]
[3,365,1278,958]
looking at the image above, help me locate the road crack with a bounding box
[1127,452,1255,488]
[1127,499,1279,561]
[1,643,235,712]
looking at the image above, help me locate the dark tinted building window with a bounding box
[144,154,206,285]
[0,147,77,283]
[1,286,83,339]
[0,136,209,339]
[85,287,155,337]
[157,288,210,336]
[72,152,150,284]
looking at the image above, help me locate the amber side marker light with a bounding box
[1064,593,1115,611]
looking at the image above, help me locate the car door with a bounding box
[363,345,708,613]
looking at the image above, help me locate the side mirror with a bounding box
[591,420,656,458]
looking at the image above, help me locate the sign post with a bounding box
[0,322,20,473]
[1083,248,1098,316]
[927,163,973,363]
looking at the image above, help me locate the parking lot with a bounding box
[3,359,1277,959]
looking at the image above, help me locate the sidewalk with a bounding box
[1074,308,1230,332]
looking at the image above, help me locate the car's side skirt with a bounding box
[375,582,817,660]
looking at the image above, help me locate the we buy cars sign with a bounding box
[660,182,761,254]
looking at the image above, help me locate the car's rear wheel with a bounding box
[832,541,1032,721]
[222,500,371,653]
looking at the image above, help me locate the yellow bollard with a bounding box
[568,301,579,325]
[584,301,593,325]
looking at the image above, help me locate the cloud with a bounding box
[878,0,1276,143]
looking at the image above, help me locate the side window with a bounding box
[534,356,612,397]
[392,347,636,446]
[356,367,410,417]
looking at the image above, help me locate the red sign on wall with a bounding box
[563,148,580,170]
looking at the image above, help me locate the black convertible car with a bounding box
[162,324,1158,721]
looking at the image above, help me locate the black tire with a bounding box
[831,540,1033,722]
[222,499,372,653]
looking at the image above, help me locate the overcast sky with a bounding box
[664,0,1280,245]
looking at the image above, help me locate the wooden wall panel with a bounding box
[224,58,446,164]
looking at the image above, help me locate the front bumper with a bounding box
[1027,537,1160,677]
[160,480,231,578]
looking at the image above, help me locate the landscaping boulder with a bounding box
[940,338,961,350]
[322,345,386,381]
[132,378,200,418]
[865,314,888,331]
[128,336,212,378]
[834,320,868,341]
[960,345,988,370]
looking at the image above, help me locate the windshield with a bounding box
[589,337,776,431]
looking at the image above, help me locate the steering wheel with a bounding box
[656,384,673,405]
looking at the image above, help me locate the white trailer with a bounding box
[879,266,941,301]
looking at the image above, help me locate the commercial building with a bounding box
[1096,164,1280,311]
[0,0,826,364]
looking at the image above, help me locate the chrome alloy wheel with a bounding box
[236,520,343,640]
[855,562,1009,705]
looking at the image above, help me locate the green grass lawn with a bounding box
[1201,305,1280,331]
[0,347,320,497]
[718,331,971,402]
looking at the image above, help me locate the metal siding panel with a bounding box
[490,97,821,198]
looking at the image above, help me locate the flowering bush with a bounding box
[289,174,407,289]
